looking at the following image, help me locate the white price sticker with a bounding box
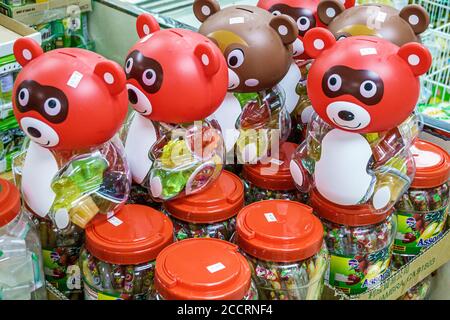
[264,212,277,222]
[207,262,226,273]
[229,17,244,24]
[360,48,377,56]
[108,216,123,227]
[67,71,83,88]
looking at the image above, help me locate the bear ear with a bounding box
[303,27,336,58]
[136,13,160,39]
[317,0,345,26]
[270,15,298,45]
[399,4,430,35]
[398,42,432,76]
[13,37,43,67]
[194,41,222,77]
[193,0,221,23]
[94,60,127,96]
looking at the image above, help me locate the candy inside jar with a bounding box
[235,86,291,164]
[311,190,396,296]
[235,200,328,300]
[393,140,449,256]
[147,121,224,201]
[154,238,258,300]
[163,170,243,241]
[242,142,307,204]
[80,204,173,300]
[0,178,46,300]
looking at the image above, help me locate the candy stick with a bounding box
[123,265,135,295]
[39,221,48,248]
[111,264,125,290]
[132,267,144,298]
[306,254,327,300]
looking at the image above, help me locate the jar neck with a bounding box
[0,212,29,239]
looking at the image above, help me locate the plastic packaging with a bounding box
[0,178,46,300]
[123,14,227,202]
[80,204,174,300]
[243,142,307,204]
[236,200,328,300]
[290,28,431,213]
[155,238,258,300]
[311,190,396,295]
[11,38,130,230]
[195,1,298,163]
[292,111,419,213]
[164,170,243,241]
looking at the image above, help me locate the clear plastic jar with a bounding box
[393,140,449,301]
[31,214,84,299]
[80,204,173,300]
[0,178,46,300]
[243,142,307,204]
[311,190,396,295]
[236,200,328,300]
[155,238,258,300]
[393,140,449,256]
[164,171,243,241]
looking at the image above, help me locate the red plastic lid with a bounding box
[236,200,323,262]
[243,142,298,191]
[86,204,173,265]
[410,140,450,188]
[0,179,21,227]
[310,190,391,226]
[155,238,251,300]
[164,171,244,223]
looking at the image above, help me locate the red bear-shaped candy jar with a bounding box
[12,38,130,230]
[289,28,431,213]
[122,13,228,201]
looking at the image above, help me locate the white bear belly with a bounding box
[124,113,157,184]
[208,93,241,153]
[278,61,302,114]
[22,142,58,217]
[315,129,372,205]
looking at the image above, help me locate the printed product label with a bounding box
[84,282,123,300]
[394,206,448,255]
[43,247,82,296]
[328,247,392,295]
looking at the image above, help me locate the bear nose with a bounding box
[27,127,41,138]
[128,89,138,104]
[338,110,355,121]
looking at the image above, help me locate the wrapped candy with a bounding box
[0,179,46,300]
[80,205,173,300]
[194,0,298,165]
[311,190,396,295]
[122,14,228,202]
[242,142,307,204]
[164,170,243,241]
[235,200,328,300]
[154,238,258,300]
[289,28,431,213]
[11,38,131,231]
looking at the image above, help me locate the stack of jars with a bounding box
[242,142,307,204]
[164,170,244,241]
[393,140,449,300]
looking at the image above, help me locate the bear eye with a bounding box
[44,98,61,116]
[18,88,29,107]
[272,10,282,16]
[297,17,311,31]
[227,49,244,69]
[360,80,377,98]
[142,69,157,86]
[337,34,347,41]
[125,57,133,74]
[327,74,342,92]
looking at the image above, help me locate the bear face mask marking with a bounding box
[125,50,164,95]
[269,4,316,36]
